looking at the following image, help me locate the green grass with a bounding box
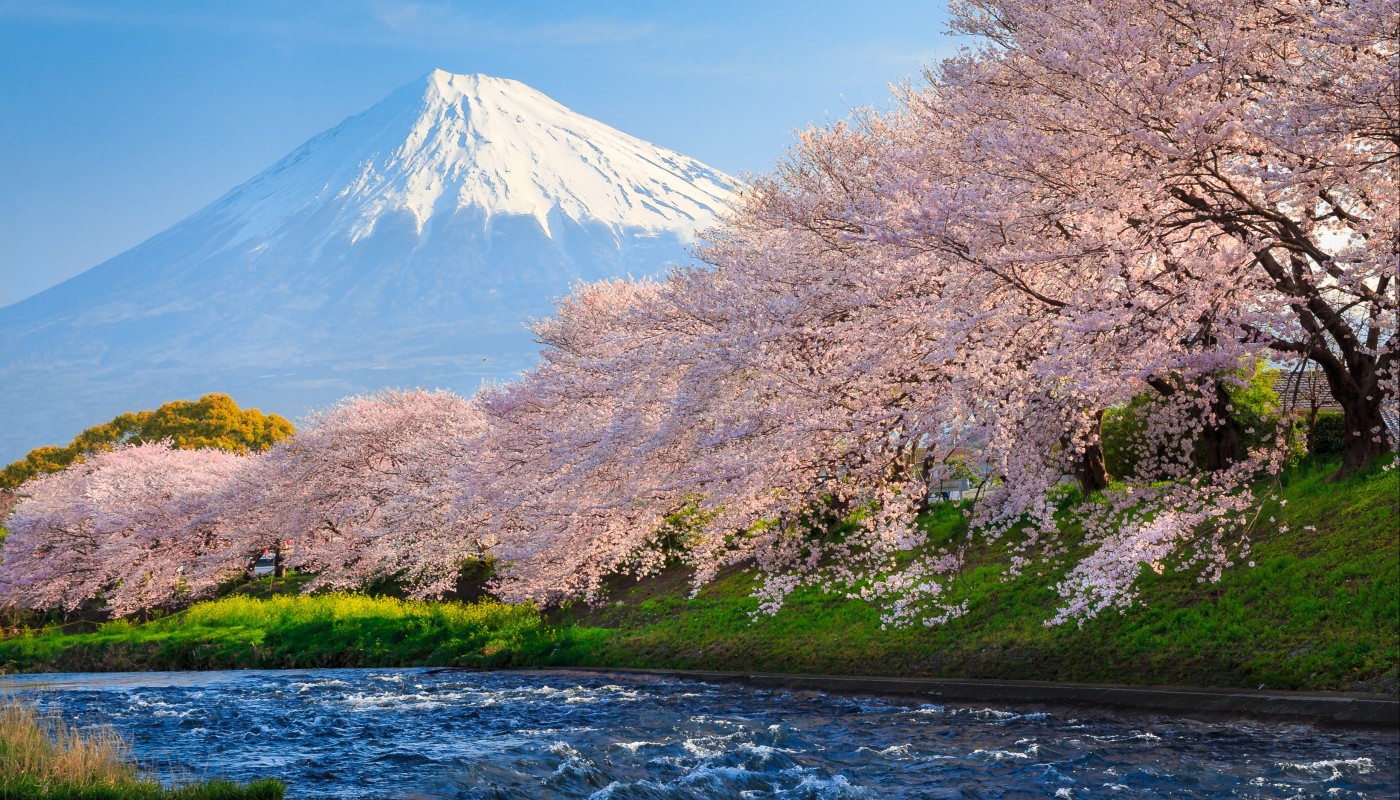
[554,457,1399,693]
[0,594,595,673]
[0,458,1394,693]
[0,776,285,800]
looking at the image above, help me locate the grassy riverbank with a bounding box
[561,458,1398,693]
[0,595,591,673]
[0,698,282,799]
[0,458,1395,693]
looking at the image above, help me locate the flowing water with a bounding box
[8,668,1397,799]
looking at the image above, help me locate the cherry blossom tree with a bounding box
[478,178,975,620]
[0,442,248,615]
[486,0,1395,624]
[468,279,699,604]
[2,1,1391,627]
[0,391,491,614]
[916,0,1398,476]
[208,389,489,600]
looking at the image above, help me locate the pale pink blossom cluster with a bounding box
[0,390,490,612]
[1,0,1393,623]
[213,389,491,600]
[0,443,247,615]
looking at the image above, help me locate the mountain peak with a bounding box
[0,72,739,462]
[423,69,527,99]
[205,71,739,245]
[421,70,523,107]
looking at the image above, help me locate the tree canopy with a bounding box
[0,0,1393,624]
[0,394,293,489]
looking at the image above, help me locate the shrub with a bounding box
[1307,410,1347,459]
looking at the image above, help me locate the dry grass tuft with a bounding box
[0,695,286,798]
[0,696,137,788]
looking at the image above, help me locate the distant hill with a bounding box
[0,70,739,460]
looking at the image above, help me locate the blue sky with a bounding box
[0,1,957,308]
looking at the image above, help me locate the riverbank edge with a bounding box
[547,666,1400,728]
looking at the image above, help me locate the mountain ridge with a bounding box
[0,70,739,461]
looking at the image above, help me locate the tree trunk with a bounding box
[1316,359,1392,481]
[1072,410,1111,494]
[273,546,286,578]
[1305,400,1320,451]
[1148,375,1241,473]
[1335,394,1391,479]
[914,451,937,516]
[1200,380,1242,472]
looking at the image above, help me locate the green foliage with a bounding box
[1,395,293,489]
[1101,393,1156,479]
[1102,362,1293,479]
[0,595,591,673]
[1307,410,1347,459]
[1228,362,1290,445]
[652,501,710,559]
[354,558,498,602]
[0,776,285,800]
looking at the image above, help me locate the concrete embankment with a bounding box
[554,666,1400,728]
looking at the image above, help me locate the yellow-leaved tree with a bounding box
[1,394,294,489]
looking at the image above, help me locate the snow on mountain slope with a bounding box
[206,70,733,250]
[0,70,740,461]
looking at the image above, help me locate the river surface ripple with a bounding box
[8,668,1398,799]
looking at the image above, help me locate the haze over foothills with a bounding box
[0,67,748,460]
[0,0,957,310]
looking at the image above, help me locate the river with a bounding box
[9,668,1397,798]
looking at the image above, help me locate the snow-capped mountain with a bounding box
[0,70,739,461]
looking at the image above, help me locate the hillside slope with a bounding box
[1,459,1394,693]
[558,459,1400,693]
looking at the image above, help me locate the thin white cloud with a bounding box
[0,0,663,51]
[534,18,658,46]
[365,1,660,47]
